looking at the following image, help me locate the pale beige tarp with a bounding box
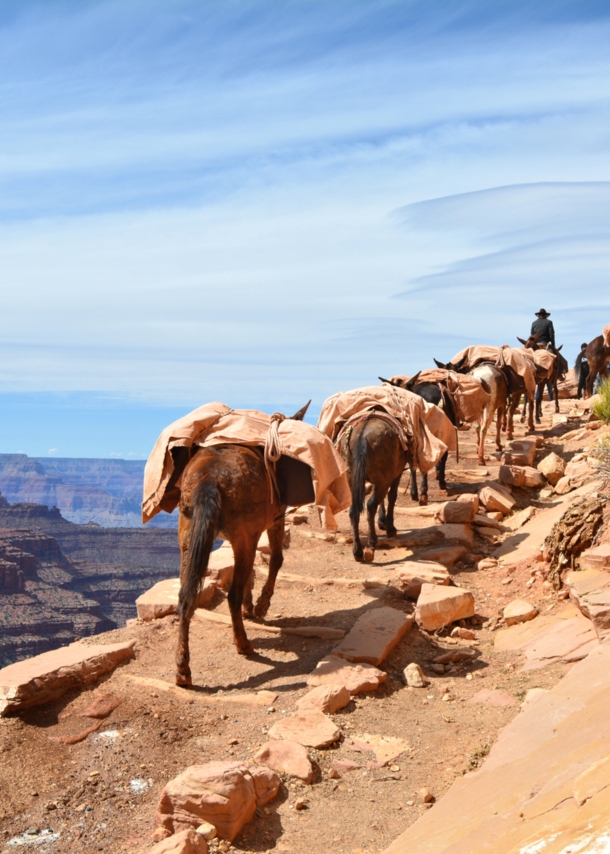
[407,369,490,424]
[603,324,610,349]
[451,345,537,396]
[142,404,351,530]
[317,385,456,475]
[520,348,556,382]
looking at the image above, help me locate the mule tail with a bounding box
[179,480,222,618]
[349,428,368,527]
[574,351,583,381]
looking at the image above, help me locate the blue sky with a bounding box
[1,0,609,457]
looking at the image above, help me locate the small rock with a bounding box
[537,452,566,486]
[451,627,475,640]
[332,759,362,773]
[478,486,515,515]
[150,828,209,854]
[419,787,434,803]
[430,664,445,674]
[503,600,538,627]
[296,684,350,715]
[294,798,307,810]
[402,663,426,688]
[196,822,217,841]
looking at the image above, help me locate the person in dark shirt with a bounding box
[577,343,590,399]
[531,309,556,402]
[530,308,555,347]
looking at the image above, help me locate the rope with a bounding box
[264,412,286,502]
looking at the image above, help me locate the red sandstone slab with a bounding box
[331,607,413,666]
[493,482,600,567]
[307,655,386,694]
[137,550,234,620]
[415,583,475,631]
[381,644,610,854]
[0,640,136,715]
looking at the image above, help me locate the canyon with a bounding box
[0,454,177,528]
[0,496,180,666]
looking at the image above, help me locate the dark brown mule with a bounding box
[379,374,455,505]
[175,403,311,687]
[517,334,567,420]
[433,359,509,463]
[576,335,610,397]
[337,415,411,562]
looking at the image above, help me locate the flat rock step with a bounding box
[307,654,387,694]
[415,583,475,632]
[194,609,345,640]
[566,569,610,639]
[331,606,413,666]
[122,674,277,707]
[268,709,340,748]
[0,639,136,715]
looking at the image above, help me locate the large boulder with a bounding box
[155,762,280,842]
[478,485,516,515]
[435,501,477,524]
[415,583,475,631]
[537,452,566,485]
[394,560,450,599]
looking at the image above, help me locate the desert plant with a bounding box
[590,434,610,481]
[593,377,610,424]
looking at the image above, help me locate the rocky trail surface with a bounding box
[0,399,608,854]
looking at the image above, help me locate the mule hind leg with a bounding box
[254,517,285,619]
[227,538,258,656]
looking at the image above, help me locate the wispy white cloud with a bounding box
[0,1,609,453]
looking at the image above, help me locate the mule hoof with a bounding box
[386,528,397,539]
[175,672,192,688]
[236,642,255,656]
[363,547,375,562]
[254,601,270,620]
[419,497,428,506]
[378,520,387,531]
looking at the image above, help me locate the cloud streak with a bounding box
[0,1,609,453]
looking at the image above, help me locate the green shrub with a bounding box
[593,378,610,424]
[590,434,610,481]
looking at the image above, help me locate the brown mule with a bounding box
[517,334,568,420]
[579,335,610,397]
[338,415,411,563]
[175,403,310,687]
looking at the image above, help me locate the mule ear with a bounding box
[378,376,392,384]
[291,400,311,421]
[517,336,527,345]
[433,358,446,369]
[406,370,422,390]
[557,344,563,352]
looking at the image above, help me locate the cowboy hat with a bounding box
[535,308,550,317]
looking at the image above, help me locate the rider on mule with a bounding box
[531,308,555,402]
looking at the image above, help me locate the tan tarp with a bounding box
[603,324,610,349]
[451,345,537,396]
[521,347,556,382]
[317,385,456,475]
[142,404,351,530]
[405,369,490,424]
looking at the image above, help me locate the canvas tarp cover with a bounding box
[142,403,351,529]
[317,385,456,475]
[451,345,537,396]
[520,348,556,381]
[411,369,490,424]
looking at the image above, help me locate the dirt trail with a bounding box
[0,400,607,854]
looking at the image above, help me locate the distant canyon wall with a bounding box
[0,454,177,528]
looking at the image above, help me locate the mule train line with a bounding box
[141,324,608,687]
